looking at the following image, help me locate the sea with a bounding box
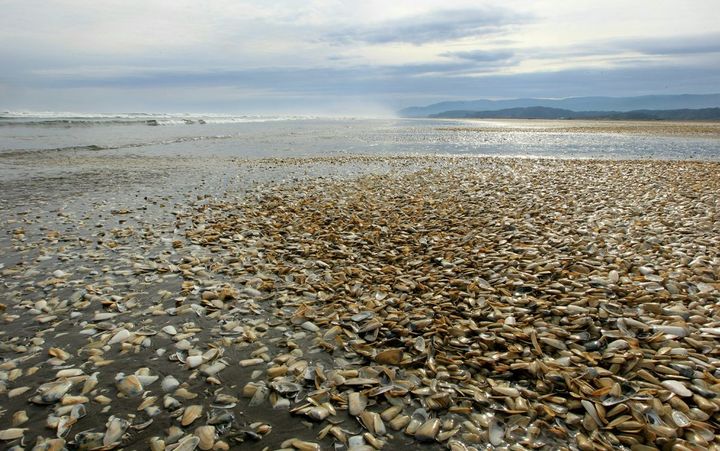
[1,112,720,161]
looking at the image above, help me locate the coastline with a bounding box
[1,151,719,449]
[437,118,720,138]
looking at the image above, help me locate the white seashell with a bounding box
[201,362,226,377]
[162,375,180,392]
[108,328,131,345]
[662,380,692,397]
[186,355,204,369]
[135,374,159,387]
[162,325,178,336]
[652,325,688,337]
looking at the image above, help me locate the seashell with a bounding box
[280,438,321,451]
[137,396,158,411]
[149,437,166,451]
[492,386,520,397]
[74,431,106,450]
[305,406,330,421]
[201,361,226,377]
[381,405,403,422]
[181,405,203,426]
[348,392,367,416]
[488,418,504,446]
[174,388,198,400]
[270,379,302,396]
[300,321,320,332]
[8,386,31,398]
[581,400,603,427]
[359,411,385,436]
[662,380,692,397]
[194,425,215,450]
[116,375,143,397]
[82,372,99,394]
[652,325,689,337]
[172,435,201,451]
[162,376,180,392]
[61,395,89,405]
[56,415,76,438]
[186,355,204,369]
[164,395,182,409]
[108,328,131,345]
[11,411,28,427]
[33,379,73,404]
[208,411,235,425]
[135,374,159,387]
[415,418,440,442]
[239,358,264,367]
[162,325,178,335]
[389,415,411,431]
[249,384,269,406]
[0,428,26,441]
[374,348,403,365]
[103,416,130,446]
[671,410,692,428]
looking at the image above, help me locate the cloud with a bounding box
[622,33,720,56]
[325,7,531,45]
[440,49,515,62]
[521,32,720,61]
[1,1,719,113]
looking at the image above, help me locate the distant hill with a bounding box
[429,106,720,121]
[399,94,720,117]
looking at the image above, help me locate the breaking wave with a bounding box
[0,134,239,157]
[0,112,313,127]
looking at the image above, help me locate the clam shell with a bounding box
[116,375,143,397]
[0,428,26,441]
[181,405,203,426]
[103,416,130,446]
[194,425,215,451]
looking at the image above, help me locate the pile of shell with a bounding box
[183,158,720,450]
[1,156,719,450]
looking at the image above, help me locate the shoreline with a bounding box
[1,154,719,449]
[436,118,720,138]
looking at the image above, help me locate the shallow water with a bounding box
[1,116,720,167]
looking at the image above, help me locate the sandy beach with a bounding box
[1,137,720,450]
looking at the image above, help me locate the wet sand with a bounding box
[440,119,720,138]
[1,150,720,450]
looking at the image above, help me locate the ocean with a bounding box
[2,113,720,163]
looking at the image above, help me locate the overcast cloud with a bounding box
[1,0,718,114]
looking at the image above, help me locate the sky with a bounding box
[1,0,719,114]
